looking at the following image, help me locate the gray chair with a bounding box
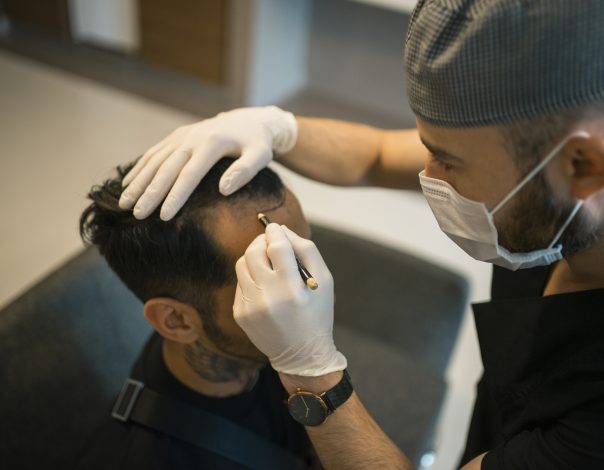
[0,248,151,470]
[0,224,467,469]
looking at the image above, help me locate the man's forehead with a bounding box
[205,189,309,260]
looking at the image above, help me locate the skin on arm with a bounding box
[279,117,428,190]
[279,372,485,470]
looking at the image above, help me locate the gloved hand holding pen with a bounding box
[233,223,347,377]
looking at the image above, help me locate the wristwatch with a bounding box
[286,370,353,426]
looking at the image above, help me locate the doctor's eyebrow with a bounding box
[419,136,464,163]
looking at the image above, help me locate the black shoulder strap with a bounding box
[112,379,307,470]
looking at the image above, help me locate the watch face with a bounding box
[288,392,329,427]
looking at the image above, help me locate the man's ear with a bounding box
[566,134,604,200]
[143,297,202,344]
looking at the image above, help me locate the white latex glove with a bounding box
[119,106,297,220]
[234,224,347,377]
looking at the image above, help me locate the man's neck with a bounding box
[162,339,263,398]
[544,240,604,296]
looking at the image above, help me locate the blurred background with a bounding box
[0,1,488,469]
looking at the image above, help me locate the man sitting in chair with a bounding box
[75,158,319,469]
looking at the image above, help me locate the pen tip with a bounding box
[306,278,319,290]
[257,213,265,220]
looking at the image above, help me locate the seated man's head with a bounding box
[80,158,310,390]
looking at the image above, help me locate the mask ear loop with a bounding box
[547,200,584,249]
[489,131,591,216]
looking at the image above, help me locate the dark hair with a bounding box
[80,157,284,316]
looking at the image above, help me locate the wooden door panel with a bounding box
[139,0,228,84]
[4,0,70,38]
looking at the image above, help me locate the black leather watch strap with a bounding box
[322,370,353,412]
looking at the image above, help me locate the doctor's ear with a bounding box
[143,298,202,344]
[566,134,604,200]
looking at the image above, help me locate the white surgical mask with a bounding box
[419,131,589,271]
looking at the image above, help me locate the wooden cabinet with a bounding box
[3,0,70,38]
[139,0,228,84]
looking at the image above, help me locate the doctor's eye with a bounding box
[429,153,454,172]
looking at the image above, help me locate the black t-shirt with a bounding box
[74,333,318,470]
[460,266,604,469]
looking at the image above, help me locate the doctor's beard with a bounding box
[496,172,601,259]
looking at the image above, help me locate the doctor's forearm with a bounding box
[280,372,414,470]
[278,117,426,190]
[307,393,414,470]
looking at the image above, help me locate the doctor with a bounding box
[118,1,604,469]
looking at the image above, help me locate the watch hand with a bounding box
[301,397,310,418]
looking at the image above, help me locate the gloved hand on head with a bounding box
[119,106,298,220]
[234,224,347,377]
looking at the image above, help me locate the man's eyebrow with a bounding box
[419,136,464,163]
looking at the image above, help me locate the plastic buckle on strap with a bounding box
[111,379,144,422]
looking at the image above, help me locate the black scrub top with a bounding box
[74,333,318,470]
[460,265,604,469]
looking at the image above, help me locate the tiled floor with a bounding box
[0,41,488,470]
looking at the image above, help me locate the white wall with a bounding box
[69,0,139,52]
[308,0,415,120]
[349,0,417,13]
[229,0,312,107]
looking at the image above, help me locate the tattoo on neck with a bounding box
[184,340,256,386]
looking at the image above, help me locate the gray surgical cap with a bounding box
[404,0,604,128]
